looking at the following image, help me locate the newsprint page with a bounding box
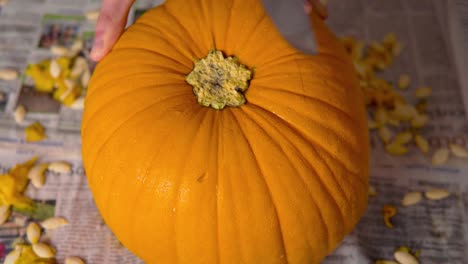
[0,0,467,263]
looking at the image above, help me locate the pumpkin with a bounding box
[81,0,369,263]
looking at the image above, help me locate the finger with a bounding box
[304,0,328,19]
[90,0,135,61]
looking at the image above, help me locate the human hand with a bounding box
[305,0,328,19]
[90,0,328,62]
[90,0,135,61]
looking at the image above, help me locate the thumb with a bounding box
[90,0,135,61]
[304,0,328,19]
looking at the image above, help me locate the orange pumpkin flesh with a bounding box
[82,0,369,263]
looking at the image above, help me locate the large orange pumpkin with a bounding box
[82,0,369,263]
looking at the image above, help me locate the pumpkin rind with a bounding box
[82,0,369,263]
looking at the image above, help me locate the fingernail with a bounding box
[90,32,103,59]
[304,1,313,14]
[310,0,328,19]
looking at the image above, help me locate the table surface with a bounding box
[0,1,467,264]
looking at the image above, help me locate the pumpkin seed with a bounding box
[27,222,41,244]
[377,62,388,71]
[32,243,55,258]
[41,216,69,229]
[415,87,432,98]
[449,144,468,158]
[81,69,90,87]
[71,39,84,52]
[65,256,86,264]
[391,102,418,121]
[59,79,76,101]
[378,126,392,144]
[86,10,99,21]
[64,78,75,88]
[431,148,450,166]
[70,57,87,78]
[387,118,400,127]
[0,68,18,80]
[385,143,408,156]
[425,189,450,200]
[28,163,49,188]
[354,61,367,77]
[13,104,26,124]
[4,247,22,264]
[398,74,410,90]
[383,32,397,44]
[371,42,386,53]
[411,114,429,128]
[375,107,388,124]
[49,59,61,78]
[0,205,11,225]
[368,119,379,129]
[393,131,412,145]
[48,161,72,173]
[401,192,422,206]
[394,251,419,264]
[70,96,85,110]
[14,215,27,226]
[0,204,9,215]
[50,45,70,56]
[414,134,429,154]
[14,244,26,251]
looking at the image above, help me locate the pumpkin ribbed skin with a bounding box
[81,0,369,263]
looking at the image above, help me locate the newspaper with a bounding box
[0,0,467,263]
[447,0,468,117]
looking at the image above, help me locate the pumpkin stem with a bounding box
[186,50,252,110]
